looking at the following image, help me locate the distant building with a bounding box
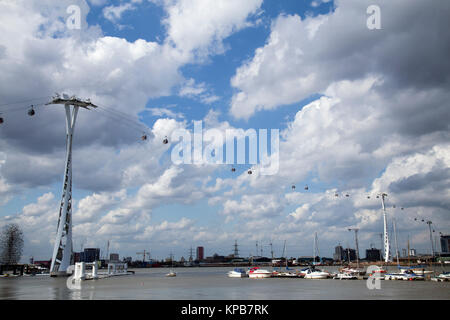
[441,235,450,253]
[205,253,225,263]
[366,248,381,261]
[297,256,314,264]
[333,245,344,261]
[123,257,132,263]
[83,248,100,262]
[196,246,204,261]
[402,249,407,257]
[33,260,51,268]
[73,252,82,263]
[342,248,356,262]
[409,249,417,257]
[109,253,119,262]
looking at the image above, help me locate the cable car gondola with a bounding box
[292,184,296,190]
[163,136,169,144]
[304,185,308,191]
[28,105,35,116]
[247,169,252,175]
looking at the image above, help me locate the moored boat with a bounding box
[333,272,358,280]
[340,267,365,276]
[165,270,176,277]
[431,272,450,282]
[399,266,433,276]
[248,267,272,279]
[227,268,248,278]
[303,267,330,279]
[384,270,423,281]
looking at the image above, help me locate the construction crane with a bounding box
[348,228,360,269]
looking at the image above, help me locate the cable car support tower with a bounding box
[380,193,391,263]
[47,94,98,276]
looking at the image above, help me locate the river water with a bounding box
[1,266,449,300]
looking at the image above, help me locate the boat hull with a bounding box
[228,272,247,278]
[304,272,329,279]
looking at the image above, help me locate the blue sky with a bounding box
[0,0,449,262]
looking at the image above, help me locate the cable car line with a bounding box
[0,96,52,108]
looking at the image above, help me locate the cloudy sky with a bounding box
[0,0,449,262]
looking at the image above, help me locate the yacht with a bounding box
[303,267,330,279]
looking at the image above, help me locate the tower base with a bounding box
[50,271,71,277]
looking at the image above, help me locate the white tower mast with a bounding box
[348,228,360,269]
[380,193,391,263]
[47,94,98,276]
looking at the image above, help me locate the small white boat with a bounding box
[333,272,358,280]
[165,270,176,277]
[367,266,387,277]
[438,272,450,279]
[272,271,298,278]
[431,272,450,282]
[434,272,450,281]
[384,270,423,281]
[248,267,272,279]
[227,268,248,278]
[340,267,365,276]
[303,267,330,279]
[399,267,433,276]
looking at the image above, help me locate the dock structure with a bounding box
[72,261,133,281]
[0,264,25,276]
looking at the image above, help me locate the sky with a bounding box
[0,0,449,262]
